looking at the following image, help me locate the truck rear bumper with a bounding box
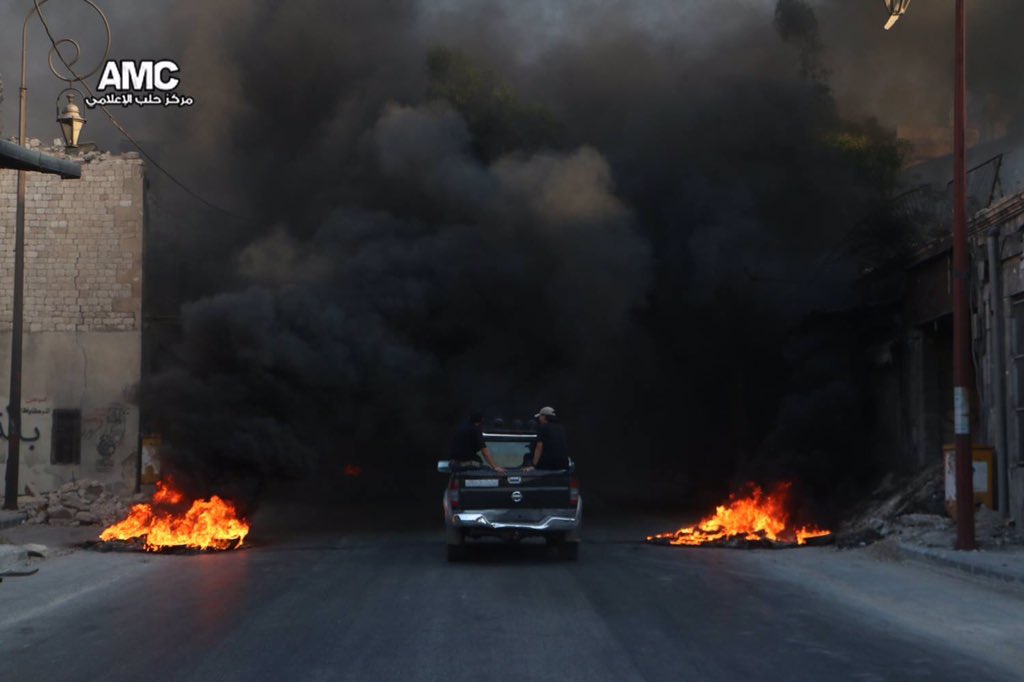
[447,499,582,533]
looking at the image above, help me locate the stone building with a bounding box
[886,143,1024,528]
[0,141,144,494]
[968,189,1024,527]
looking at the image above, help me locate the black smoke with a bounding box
[135,0,958,513]
[814,0,1024,139]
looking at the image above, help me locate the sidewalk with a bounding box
[1,521,100,552]
[0,520,105,577]
[896,541,1024,586]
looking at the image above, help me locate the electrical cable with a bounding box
[31,0,249,222]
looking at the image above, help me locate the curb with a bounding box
[0,512,28,531]
[896,542,1024,586]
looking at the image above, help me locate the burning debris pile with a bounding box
[647,483,831,549]
[16,480,139,527]
[99,480,250,552]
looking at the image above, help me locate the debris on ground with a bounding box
[15,480,146,528]
[0,543,42,579]
[836,463,1023,549]
[21,543,50,558]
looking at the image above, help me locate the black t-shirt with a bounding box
[535,421,569,470]
[451,421,485,462]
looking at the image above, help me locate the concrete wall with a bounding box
[897,188,1024,526]
[0,146,143,494]
[1012,466,1024,526]
[972,192,1024,527]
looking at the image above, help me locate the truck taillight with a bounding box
[569,477,579,505]
[449,477,460,508]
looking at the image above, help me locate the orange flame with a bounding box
[647,483,830,546]
[99,480,250,551]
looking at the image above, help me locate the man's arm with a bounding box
[524,441,543,469]
[481,446,506,473]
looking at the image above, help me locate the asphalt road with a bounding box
[0,506,1019,682]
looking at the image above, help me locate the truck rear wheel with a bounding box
[446,527,465,562]
[446,544,465,562]
[544,533,565,547]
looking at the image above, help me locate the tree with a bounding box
[426,46,563,161]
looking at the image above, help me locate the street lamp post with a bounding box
[882,0,975,550]
[883,0,912,30]
[2,0,109,510]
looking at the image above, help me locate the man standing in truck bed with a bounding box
[525,406,569,470]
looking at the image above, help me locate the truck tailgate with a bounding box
[458,472,574,509]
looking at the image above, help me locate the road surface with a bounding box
[1,505,1020,682]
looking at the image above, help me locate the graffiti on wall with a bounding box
[0,406,44,443]
[83,404,128,473]
[0,399,51,471]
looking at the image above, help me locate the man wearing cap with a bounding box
[525,406,569,470]
[451,412,506,473]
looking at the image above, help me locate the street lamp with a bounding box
[880,0,974,550]
[56,90,87,148]
[883,0,912,30]
[3,0,110,511]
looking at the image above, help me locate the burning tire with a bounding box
[646,483,830,548]
[98,480,251,552]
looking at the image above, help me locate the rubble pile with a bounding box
[16,480,145,528]
[837,463,1023,549]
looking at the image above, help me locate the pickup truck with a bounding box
[438,428,581,561]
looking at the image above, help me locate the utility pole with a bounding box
[883,0,975,549]
[951,0,975,550]
[3,0,107,510]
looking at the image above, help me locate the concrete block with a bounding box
[0,545,28,573]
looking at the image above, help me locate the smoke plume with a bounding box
[116,0,1018,511]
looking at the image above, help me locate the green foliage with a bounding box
[426,46,563,161]
[824,120,909,194]
[774,0,829,85]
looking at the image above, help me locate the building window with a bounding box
[51,409,81,465]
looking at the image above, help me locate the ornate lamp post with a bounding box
[880,0,974,550]
[3,0,110,510]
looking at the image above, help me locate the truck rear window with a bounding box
[485,440,534,469]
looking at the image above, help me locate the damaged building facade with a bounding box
[889,144,1024,529]
[0,142,144,495]
[969,189,1024,526]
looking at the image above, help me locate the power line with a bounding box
[31,0,249,222]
